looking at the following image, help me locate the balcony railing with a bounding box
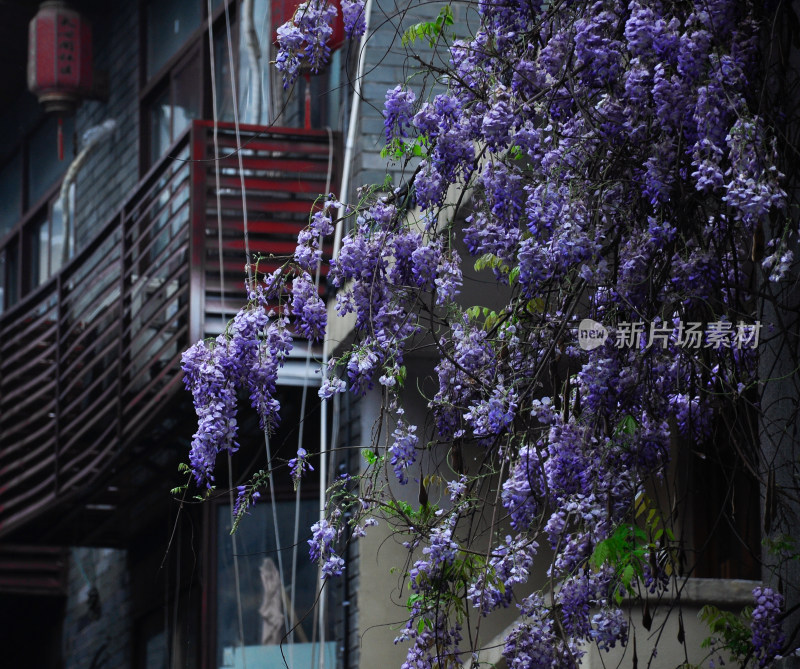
[0,121,338,539]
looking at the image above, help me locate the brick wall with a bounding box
[73,0,140,251]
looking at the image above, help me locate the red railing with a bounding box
[0,121,338,539]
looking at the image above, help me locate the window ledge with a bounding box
[465,578,762,669]
[678,577,761,606]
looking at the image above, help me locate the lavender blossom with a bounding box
[384,85,417,144]
[751,587,785,667]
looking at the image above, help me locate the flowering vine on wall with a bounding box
[181,0,799,666]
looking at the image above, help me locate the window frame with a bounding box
[0,168,69,314]
[199,382,332,669]
[0,113,77,313]
[139,0,239,173]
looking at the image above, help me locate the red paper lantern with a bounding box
[27,1,94,115]
[272,0,345,54]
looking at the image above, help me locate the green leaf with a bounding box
[401,6,454,47]
[616,414,638,435]
[466,305,482,320]
[621,564,635,587]
[474,253,495,272]
[525,297,544,314]
[407,593,422,611]
[363,448,378,466]
[590,541,610,569]
[474,253,510,275]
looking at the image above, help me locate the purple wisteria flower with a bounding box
[389,420,418,484]
[181,339,239,487]
[341,0,366,39]
[288,446,314,483]
[751,587,785,667]
[275,0,338,87]
[184,1,795,667]
[308,518,345,577]
[290,273,327,340]
[383,85,416,144]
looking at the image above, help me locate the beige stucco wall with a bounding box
[467,578,759,669]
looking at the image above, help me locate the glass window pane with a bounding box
[5,237,18,308]
[214,26,235,123]
[0,152,22,237]
[150,90,173,162]
[37,218,49,286]
[28,116,75,207]
[27,216,50,290]
[146,0,202,79]
[0,249,5,315]
[144,629,168,669]
[172,55,203,139]
[51,198,64,275]
[216,500,335,669]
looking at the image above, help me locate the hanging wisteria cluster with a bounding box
[182,0,798,666]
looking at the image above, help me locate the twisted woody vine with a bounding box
[179,0,800,666]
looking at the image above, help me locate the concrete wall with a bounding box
[348,0,477,198]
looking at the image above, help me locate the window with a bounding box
[142,0,227,167]
[0,114,75,312]
[0,240,19,315]
[25,197,65,293]
[208,385,336,669]
[0,152,22,238]
[689,439,761,580]
[145,0,203,80]
[148,47,204,161]
[215,499,336,669]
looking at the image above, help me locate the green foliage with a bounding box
[590,494,675,604]
[699,604,755,666]
[385,498,440,525]
[616,414,638,436]
[466,305,502,332]
[591,523,648,603]
[231,469,271,533]
[382,363,407,388]
[363,448,381,466]
[474,252,511,276]
[381,136,428,160]
[401,5,454,47]
[170,463,192,496]
[763,533,800,559]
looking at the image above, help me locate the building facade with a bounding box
[0,1,794,668]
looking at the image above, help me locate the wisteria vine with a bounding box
[182,0,800,667]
